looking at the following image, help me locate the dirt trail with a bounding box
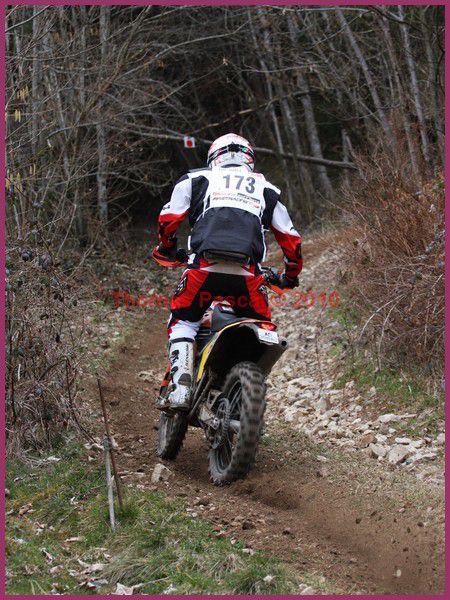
[101,306,444,595]
[92,232,443,594]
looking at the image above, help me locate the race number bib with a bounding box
[207,170,266,218]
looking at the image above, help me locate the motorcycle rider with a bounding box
[153,133,302,412]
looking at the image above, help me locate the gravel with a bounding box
[264,243,443,485]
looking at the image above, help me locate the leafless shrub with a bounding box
[6,248,92,454]
[340,138,444,372]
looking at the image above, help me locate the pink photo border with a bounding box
[0,0,447,598]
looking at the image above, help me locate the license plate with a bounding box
[257,328,279,344]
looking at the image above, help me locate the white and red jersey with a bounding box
[158,165,302,277]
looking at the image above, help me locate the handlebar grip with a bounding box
[152,245,188,268]
[261,266,281,285]
[176,249,189,263]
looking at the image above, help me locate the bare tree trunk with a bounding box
[256,9,315,216]
[279,94,316,218]
[297,72,334,199]
[97,6,110,223]
[44,39,72,213]
[265,74,295,211]
[398,5,431,167]
[31,6,41,154]
[336,8,394,142]
[379,16,419,178]
[287,15,333,200]
[74,5,87,240]
[341,128,350,188]
[418,8,443,164]
[248,10,295,210]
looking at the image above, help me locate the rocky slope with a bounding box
[266,232,444,485]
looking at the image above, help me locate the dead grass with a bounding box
[339,144,444,373]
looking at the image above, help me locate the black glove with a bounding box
[279,273,299,289]
[155,243,177,260]
[175,248,189,263]
[153,244,188,265]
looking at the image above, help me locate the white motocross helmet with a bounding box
[207,133,255,171]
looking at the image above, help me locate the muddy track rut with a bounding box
[100,310,444,595]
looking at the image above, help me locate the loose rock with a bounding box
[369,443,387,459]
[357,433,376,448]
[115,583,135,595]
[317,397,331,412]
[316,455,328,463]
[194,497,210,506]
[378,414,401,424]
[387,445,411,465]
[395,437,411,445]
[410,440,424,449]
[300,586,315,595]
[151,463,172,483]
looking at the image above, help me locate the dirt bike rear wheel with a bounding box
[156,387,188,459]
[208,361,266,485]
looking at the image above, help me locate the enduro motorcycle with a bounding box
[152,250,287,484]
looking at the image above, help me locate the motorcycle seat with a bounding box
[211,305,246,332]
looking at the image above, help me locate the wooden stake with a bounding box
[103,436,116,530]
[97,376,124,511]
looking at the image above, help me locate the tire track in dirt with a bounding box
[102,309,444,595]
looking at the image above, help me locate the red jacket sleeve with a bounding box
[270,200,302,278]
[158,175,191,247]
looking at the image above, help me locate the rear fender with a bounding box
[196,321,287,381]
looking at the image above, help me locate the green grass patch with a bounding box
[329,295,444,438]
[6,445,303,595]
[334,355,444,437]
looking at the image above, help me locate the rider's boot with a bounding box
[166,339,194,412]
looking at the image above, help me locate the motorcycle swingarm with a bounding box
[196,390,221,429]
